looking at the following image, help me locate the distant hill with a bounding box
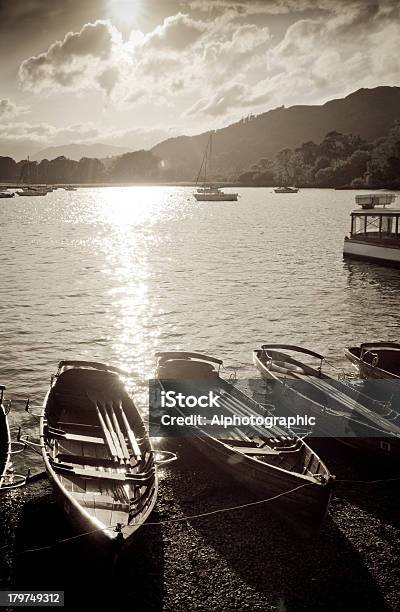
[31,142,131,161]
[152,86,400,179]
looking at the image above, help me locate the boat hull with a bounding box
[194,193,238,201]
[191,434,332,539]
[343,238,400,267]
[344,346,400,380]
[40,362,158,557]
[0,404,11,491]
[253,350,400,460]
[154,352,333,539]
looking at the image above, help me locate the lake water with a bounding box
[1,186,400,466]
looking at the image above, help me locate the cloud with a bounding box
[187,82,271,116]
[12,1,400,137]
[97,66,120,96]
[19,20,117,91]
[0,98,29,119]
[143,13,207,50]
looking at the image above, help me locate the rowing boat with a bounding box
[344,342,400,379]
[253,344,400,459]
[0,385,11,491]
[155,351,333,538]
[40,361,158,554]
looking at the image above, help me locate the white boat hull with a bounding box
[343,238,400,267]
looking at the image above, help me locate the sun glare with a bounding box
[107,0,143,27]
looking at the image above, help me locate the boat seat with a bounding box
[51,461,155,482]
[45,426,104,445]
[218,438,259,447]
[231,446,281,455]
[55,453,120,468]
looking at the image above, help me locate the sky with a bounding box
[0,0,399,159]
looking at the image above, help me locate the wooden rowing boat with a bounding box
[0,385,11,491]
[40,361,158,554]
[345,342,400,380]
[155,351,333,539]
[253,344,400,459]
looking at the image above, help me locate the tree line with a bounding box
[1,121,399,187]
[236,122,400,189]
[0,150,160,184]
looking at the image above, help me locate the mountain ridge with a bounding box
[151,86,400,178]
[31,142,132,162]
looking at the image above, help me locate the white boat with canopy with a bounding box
[343,193,400,266]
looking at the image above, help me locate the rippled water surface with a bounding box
[1,186,400,455]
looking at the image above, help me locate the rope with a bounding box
[0,483,312,555]
[336,475,400,484]
[0,474,398,555]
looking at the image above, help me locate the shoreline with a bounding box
[1,438,399,610]
[1,183,397,190]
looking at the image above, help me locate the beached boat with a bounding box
[155,351,333,538]
[274,186,299,193]
[343,193,400,266]
[253,344,400,458]
[194,135,238,201]
[40,360,158,554]
[0,385,11,491]
[0,386,27,491]
[345,342,400,380]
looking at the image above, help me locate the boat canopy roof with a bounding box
[355,193,396,208]
[351,207,400,215]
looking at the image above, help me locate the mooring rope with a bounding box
[1,473,399,555]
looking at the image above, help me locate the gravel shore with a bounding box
[0,438,399,611]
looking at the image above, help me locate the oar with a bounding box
[95,404,119,462]
[86,393,118,462]
[98,401,125,463]
[118,401,142,460]
[109,404,130,462]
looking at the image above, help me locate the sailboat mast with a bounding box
[209,133,212,185]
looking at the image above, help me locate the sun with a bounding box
[107,0,144,28]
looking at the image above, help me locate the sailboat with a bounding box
[194,134,238,201]
[16,157,48,197]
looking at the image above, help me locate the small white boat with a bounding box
[194,135,238,201]
[343,193,399,266]
[274,186,299,193]
[64,185,77,191]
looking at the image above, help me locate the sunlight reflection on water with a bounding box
[1,186,400,465]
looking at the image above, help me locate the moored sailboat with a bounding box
[193,135,238,201]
